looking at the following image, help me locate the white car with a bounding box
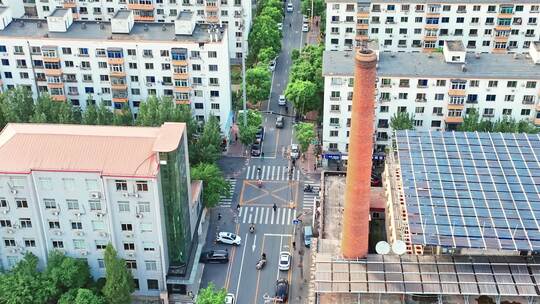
[302,23,309,32]
[302,15,309,23]
[278,95,286,106]
[287,3,293,12]
[278,251,291,271]
[290,144,300,159]
[277,22,283,30]
[225,293,235,304]
[216,232,241,246]
[268,59,276,71]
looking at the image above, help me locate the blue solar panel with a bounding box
[395,130,540,252]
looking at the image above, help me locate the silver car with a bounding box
[290,144,300,159]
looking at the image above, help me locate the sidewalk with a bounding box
[224,124,248,158]
[299,144,321,178]
[307,16,321,45]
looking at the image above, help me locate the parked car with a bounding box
[216,232,242,246]
[199,250,229,263]
[268,59,276,71]
[276,116,284,128]
[277,22,283,30]
[302,15,309,23]
[251,143,261,156]
[255,126,265,141]
[278,95,287,106]
[302,23,309,32]
[290,144,300,159]
[275,279,289,302]
[303,225,313,247]
[286,2,293,12]
[225,293,235,304]
[278,251,291,270]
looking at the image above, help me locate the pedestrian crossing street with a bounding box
[239,206,297,226]
[218,178,237,207]
[302,181,320,211]
[245,165,301,181]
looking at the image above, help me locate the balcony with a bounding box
[535,118,540,126]
[205,5,219,12]
[172,59,188,66]
[355,34,369,41]
[423,35,438,41]
[426,12,440,17]
[44,67,62,76]
[424,23,439,30]
[494,24,511,31]
[448,103,464,110]
[51,95,67,101]
[356,23,369,29]
[448,89,466,96]
[492,48,507,54]
[63,1,77,8]
[42,56,60,63]
[112,95,128,103]
[127,3,155,10]
[536,104,540,111]
[523,99,535,105]
[174,86,191,93]
[47,82,64,89]
[134,15,155,21]
[445,116,463,123]
[497,13,513,19]
[110,70,126,77]
[494,36,509,42]
[173,72,189,80]
[175,98,190,105]
[111,83,128,90]
[107,57,124,65]
[206,15,219,23]
[415,98,427,103]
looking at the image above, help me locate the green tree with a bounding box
[390,112,415,130]
[190,163,231,208]
[96,101,115,125]
[190,116,223,165]
[0,253,56,304]
[238,110,262,146]
[74,289,106,304]
[103,244,135,304]
[246,65,271,104]
[196,283,227,304]
[46,251,92,298]
[517,120,539,133]
[291,49,300,61]
[458,107,480,131]
[248,15,281,62]
[82,102,99,125]
[301,0,325,17]
[112,105,134,126]
[284,80,318,115]
[257,47,278,65]
[294,122,316,153]
[1,87,35,123]
[261,6,283,23]
[30,94,77,124]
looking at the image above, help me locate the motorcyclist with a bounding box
[249,223,255,233]
[257,179,262,187]
[262,253,267,260]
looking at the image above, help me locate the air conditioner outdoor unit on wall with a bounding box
[90,192,101,199]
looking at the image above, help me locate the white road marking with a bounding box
[265,209,269,224]
[248,212,252,224]
[277,236,284,280]
[242,207,249,223]
[271,210,275,225]
[259,207,265,223]
[286,208,292,225]
[252,234,257,252]
[264,233,293,237]
[254,207,259,225]
[235,232,249,301]
[246,166,251,180]
[271,166,276,180]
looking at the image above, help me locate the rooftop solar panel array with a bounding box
[395,131,540,251]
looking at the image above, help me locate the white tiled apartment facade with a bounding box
[7,0,251,60]
[0,123,201,297]
[0,8,234,135]
[322,43,540,156]
[325,0,540,54]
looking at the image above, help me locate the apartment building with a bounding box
[322,41,540,160]
[5,0,251,60]
[0,8,233,135]
[0,122,206,297]
[325,0,540,54]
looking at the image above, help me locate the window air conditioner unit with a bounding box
[136,213,144,219]
[55,231,62,236]
[75,212,82,217]
[100,232,108,237]
[90,192,101,199]
[122,192,130,198]
[10,189,17,195]
[76,231,85,236]
[133,193,140,198]
[52,210,59,216]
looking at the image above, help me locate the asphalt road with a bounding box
[200,1,310,302]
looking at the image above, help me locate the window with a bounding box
[399,79,409,87]
[16,199,28,208]
[0,220,12,227]
[143,50,153,57]
[434,94,444,101]
[136,181,148,192]
[85,179,99,191]
[483,108,494,116]
[124,242,135,251]
[329,118,339,125]
[143,241,155,251]
[0,199,6,208]
[24,239,36,247]
[147,279,159,290]
[73,239,86,250]
[52,240,64,248]
[118,201,130,212]
[504,95,514,102]
[432,107,443,115]
[521,109,531,116]
[506,81,517,88]
[210,91,220,97]
[398,93,408,100]
[92,220,105,231]
[141,223,153,232]
[71,222,83,230]
[451,82,466,90]
[209,65,218,71]
[413,120,423,127]
[126,260,137,269]
[486,95,496,102]
[89,200,102,211]
[523,95,535,104]
[4,239,16,247]
[469,80,479,87]
[121,223,133,231]
[415,107,425,114]
[467,95,478,103]
[145,260,158,271]
[329,130,339,137]
[431,120,441,127]
[417,79,428,88]
[44,199,57,209]
[502,109,512,116]
[49,221,60,229]
[115,180,128,191]
[488,80,498,88]
[526,81,537,89]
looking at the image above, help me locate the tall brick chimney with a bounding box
[341,49,377,258]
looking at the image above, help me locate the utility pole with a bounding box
[241,12,248,127]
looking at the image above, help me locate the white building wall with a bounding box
[322,75,540,154]
[325,1,540,53]
[21,0,251,60]
[0,30,232,134]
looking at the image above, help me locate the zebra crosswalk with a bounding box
[302,181,320,211]
[245,165,301,181]
[218,178,237,207]
[239,206,297,226]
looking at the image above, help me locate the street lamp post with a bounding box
[241,13,248,127]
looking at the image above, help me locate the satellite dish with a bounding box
[375,241,390,255]
[392,240,407,255]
